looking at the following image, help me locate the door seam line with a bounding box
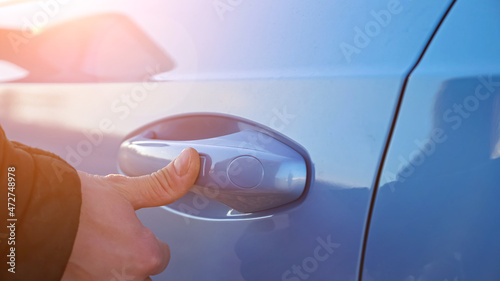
[357,1,458,280]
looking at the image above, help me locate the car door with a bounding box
[362,1,500,280]
[0,1,454,280]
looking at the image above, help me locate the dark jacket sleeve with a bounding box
[0,126,81,280]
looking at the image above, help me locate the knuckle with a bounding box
[104,174,129,187]
[135,229,163,273]
[143,250,163,273]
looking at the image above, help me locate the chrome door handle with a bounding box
[118,119,308,213]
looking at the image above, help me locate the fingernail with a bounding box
[174,148,191,177]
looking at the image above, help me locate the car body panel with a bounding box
[0,0,452,81]
[0,0,455,280]
[1,79,399,280]
[362,1,500,280]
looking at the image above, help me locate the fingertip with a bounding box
[183,147,200,182]
[173,148,188,177]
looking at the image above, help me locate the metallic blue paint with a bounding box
[131,0,455,277]
[0,0,460,280]
[363,1,500,280]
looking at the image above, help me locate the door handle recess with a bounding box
[118,114,309,213]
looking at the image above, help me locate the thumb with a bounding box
[112,147,200,210]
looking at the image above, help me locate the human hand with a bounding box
[61,148,200,281]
